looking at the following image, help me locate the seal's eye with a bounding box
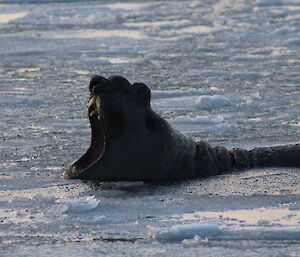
[133,83,151,107]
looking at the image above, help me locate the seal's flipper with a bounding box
[250,144,300,168]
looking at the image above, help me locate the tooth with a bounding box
[88,96,96,108]
[72,165,78,175]
[95,96,101,111]
[62,171,69,179]
[90,110,98,117]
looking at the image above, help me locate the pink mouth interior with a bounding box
[73,115,105,172]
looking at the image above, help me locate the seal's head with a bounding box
[63,75,173,181]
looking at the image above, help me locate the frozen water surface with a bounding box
[0,0,300,256]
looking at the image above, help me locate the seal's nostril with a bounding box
[89,75,110,93]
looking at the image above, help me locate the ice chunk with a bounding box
[58,196,100,213]
[182,235,209,247]
[150,224,221,242]
[196,95,233,110]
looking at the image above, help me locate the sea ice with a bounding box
[58,196,100,213]
[0,95,45,105]
[196,95,233,110]
[150,224,221,242]
[150,223,300,242]
[171,115,224,125]
[152,89,206,99]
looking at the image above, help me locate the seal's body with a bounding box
[63,75,300,181]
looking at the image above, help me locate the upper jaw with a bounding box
[88,94,101,120]
[89,75,110,93]
[89,75,132,95]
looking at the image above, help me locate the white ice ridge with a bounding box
[171,115,224,124]
[58,196,100,213]
[196,95,233,110]
[151,90,234,111]
[150,224,221,242]
[152,89,206,99]
[150,224,300,242]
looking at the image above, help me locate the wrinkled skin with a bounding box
[63,75,300,181]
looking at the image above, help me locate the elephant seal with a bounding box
[63,75,300,181]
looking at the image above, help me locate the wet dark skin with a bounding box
[63,75,300,181]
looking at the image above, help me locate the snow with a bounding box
[0,0,300,256]
[58,196,100,213]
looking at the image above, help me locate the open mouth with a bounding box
[63,95,106,178]
[63,75,133,179]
